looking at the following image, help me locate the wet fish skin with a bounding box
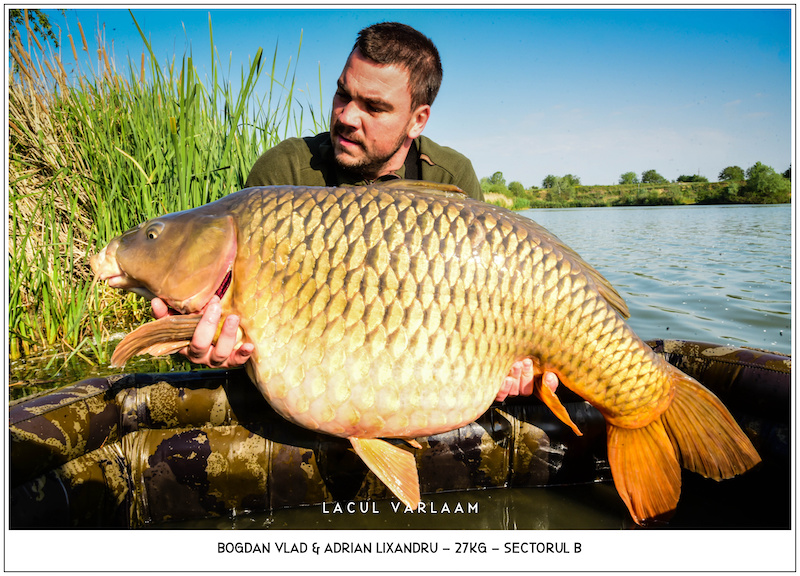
[222,183,667,436]
[91,180,760,524]
[227,183,511,439]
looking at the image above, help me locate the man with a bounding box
[152,22,557,400]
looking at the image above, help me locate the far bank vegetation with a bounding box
[482,164,792,210]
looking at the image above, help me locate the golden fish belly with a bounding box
[227,184,672,438]
[245,337,505,438]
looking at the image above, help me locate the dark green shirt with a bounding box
[244,132,484,201]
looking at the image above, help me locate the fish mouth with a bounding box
[92,252,156,295]
[107,275,138,289]
[103,270,150,294]
[90,242,140,290]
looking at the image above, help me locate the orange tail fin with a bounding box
[606,420,682,525]
[660,366,761,479]
[607,366,762,525]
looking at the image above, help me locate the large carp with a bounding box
[91,180,760,525]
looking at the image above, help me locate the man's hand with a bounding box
[495,358,559,402]
[151,296,254,368]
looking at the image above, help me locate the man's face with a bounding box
[330,48,429,179]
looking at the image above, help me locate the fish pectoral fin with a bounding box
[606,420,681,526]
[110,314,204,367]
[349,437,420,509]
[534,376,583,436]
[660,366,761,479]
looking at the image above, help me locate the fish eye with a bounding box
[145,222,164,240]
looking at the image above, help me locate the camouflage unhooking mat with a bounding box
[8,340,791,528]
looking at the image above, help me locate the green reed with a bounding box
[8,10,326,364]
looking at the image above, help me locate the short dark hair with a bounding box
[353,22,443,110]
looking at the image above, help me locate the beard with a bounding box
[331,120,408,180]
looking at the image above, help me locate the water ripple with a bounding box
[522,204,791,354]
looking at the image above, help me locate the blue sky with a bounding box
[32,6,792,186]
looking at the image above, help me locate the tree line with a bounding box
[481,161,791,209]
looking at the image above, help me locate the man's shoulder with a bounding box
[271,132,330,158]
[416,135,483,200]
[416,135,472,166]
[245,132,333,187]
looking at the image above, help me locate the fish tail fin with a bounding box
[349,437,420,509]
[110,314,203,367]
[606,367,762,525]
[660,366,761,479]
[606,420,682,525]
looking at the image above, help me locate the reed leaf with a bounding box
[8,9,323,376]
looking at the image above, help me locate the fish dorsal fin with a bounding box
[349,437,420,509]
[523,218,630,319]
[586,267,630,319]
[110,314,203,367]
[374,179,467,197]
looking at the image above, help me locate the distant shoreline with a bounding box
[484,180,791,210]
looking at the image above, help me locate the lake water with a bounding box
[519,203,792,354]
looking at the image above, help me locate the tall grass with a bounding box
[8,10,326,364]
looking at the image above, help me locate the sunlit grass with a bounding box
[8,10,326,372]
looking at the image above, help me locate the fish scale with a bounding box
[222,184,661,437]
[241,188,490,437]
[92,180,760,524]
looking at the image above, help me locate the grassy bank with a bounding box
[8,12,323,364]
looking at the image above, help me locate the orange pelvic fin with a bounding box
[534,376,583,436]
[660,365,761,479]
[349,437,420,509]
[136,340,192,358]
[110,314,203,367]
[607,419,682,525]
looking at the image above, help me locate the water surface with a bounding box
[519,204,791,354]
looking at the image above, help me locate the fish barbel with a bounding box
[91,180,760,524]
